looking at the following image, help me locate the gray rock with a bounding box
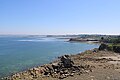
[52,62,59,69]
[60,55,74,68]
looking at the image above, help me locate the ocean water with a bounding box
[0,36,99,77]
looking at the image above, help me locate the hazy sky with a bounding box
[0,0,120,35]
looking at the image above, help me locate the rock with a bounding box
[99,43,108,50]
[15,73,20,78]
[64,70,68,74]
[72,71,76,73]
[40,67,46,73]
[85,70,90,73]
[61,74,67,78]
[92,48,98,53]
[52,62,59,69]
[44,71,49,75]
[60,71,64,74]
[106,76,110,79]
[60,55,74,68]
[46,65,53,71]
[33,67,39,71]
[65,74,69,77]
[70,73,74,76]
[51,73,58,78]
[113,46,120,53]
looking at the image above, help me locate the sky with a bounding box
[0,0,120,35]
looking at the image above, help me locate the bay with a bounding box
[0,36,99,77]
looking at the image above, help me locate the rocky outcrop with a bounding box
[4,55,93,80]
[42,55,92,79]
[113,46,120,53]
[60,55,74,68]
[98,43,108,50]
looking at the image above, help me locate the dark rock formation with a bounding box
[44,55,92,79]
[60,55,74,68]
[113,46,120,53]
[99,43,108,50]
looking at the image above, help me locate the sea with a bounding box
[0,35,99,77]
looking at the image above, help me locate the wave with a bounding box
[17,39,56,42]
[16,37,67,42]
[17,39,44,42]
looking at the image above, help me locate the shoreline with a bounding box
[0,37,99,78]
[2,48,120,80]
[68,38,100,44]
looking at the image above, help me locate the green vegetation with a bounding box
[99,36,120,53]
[99,43,120,53]
[108,44,120,53]
[101,36,120,44]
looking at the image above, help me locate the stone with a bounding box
[99,43,108,50]
[64,70,68,74]
[60,55,74,68]
[70,73,74,76]
[106,76,110,79]
[52,62,59,69]
[44,71,49,75]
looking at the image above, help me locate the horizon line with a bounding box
[0,33,120,36]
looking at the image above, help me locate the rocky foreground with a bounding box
[2,49,120,80]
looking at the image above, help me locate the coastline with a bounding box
[2,48,120,80]
[68,38,100,44]
[0,36,99,79]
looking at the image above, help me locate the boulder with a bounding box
[60,55,74,68]
[52,62,59,69]
[99,43,108,50]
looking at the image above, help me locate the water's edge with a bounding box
[0,37,99,78]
